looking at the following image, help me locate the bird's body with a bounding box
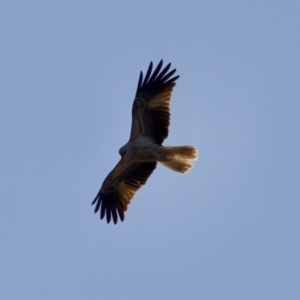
[92,60,198,224]
[119,135,163,161]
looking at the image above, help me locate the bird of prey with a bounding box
[92,60,198,224]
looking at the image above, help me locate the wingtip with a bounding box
[137,71,143,91]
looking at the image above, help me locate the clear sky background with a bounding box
[1,1,299,299]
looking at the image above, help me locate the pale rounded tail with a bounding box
[160,146,198,173]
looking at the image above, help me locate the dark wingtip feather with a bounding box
[161,68,176,81]
[136,71,143,93]
[116,202,125,222]
[165,75,180,85]
[155,63,171,81]
[100,203,105,220]
[143,61,153,85]
[119,212,125,222]
[94,200,100,213]
[112,209,118,224]
[106,208,111,224]
[149,60,163,83]
[91,194,98,206]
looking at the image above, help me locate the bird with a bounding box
[92,60,198,224]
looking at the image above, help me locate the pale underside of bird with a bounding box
[92,60,198,224]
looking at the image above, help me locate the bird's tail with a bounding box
[160,146,198,173]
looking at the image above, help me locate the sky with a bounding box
[1,1,299,299]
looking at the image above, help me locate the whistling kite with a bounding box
[92,60,197,224]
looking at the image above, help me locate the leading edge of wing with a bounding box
[92,160,157,224]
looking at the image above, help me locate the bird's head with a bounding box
[119,145,127,158]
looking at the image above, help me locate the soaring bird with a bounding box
[92,60,197,224]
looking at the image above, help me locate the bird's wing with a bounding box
[129,60,179,145]
[92,158,157,224]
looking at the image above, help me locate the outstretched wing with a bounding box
[130,60,179,145]
[92,159,157,224]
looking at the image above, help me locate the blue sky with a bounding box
[1,1,299,299]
